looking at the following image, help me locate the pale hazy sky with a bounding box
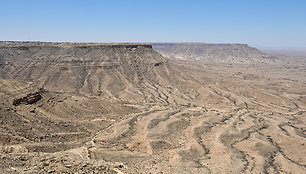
[1,0,305,48]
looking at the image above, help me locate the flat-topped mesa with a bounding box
[152,42,272,63]
[0,42,168,97]
[0,42,159,62]
[152,43,262,55]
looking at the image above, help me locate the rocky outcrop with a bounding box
[13,88,45,106]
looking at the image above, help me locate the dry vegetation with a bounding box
[0,42,305,173]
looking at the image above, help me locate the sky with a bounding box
[0,0,306,48]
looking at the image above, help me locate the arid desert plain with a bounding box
[0,42,305,173]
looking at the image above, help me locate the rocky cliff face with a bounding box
[152,43,274,63]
